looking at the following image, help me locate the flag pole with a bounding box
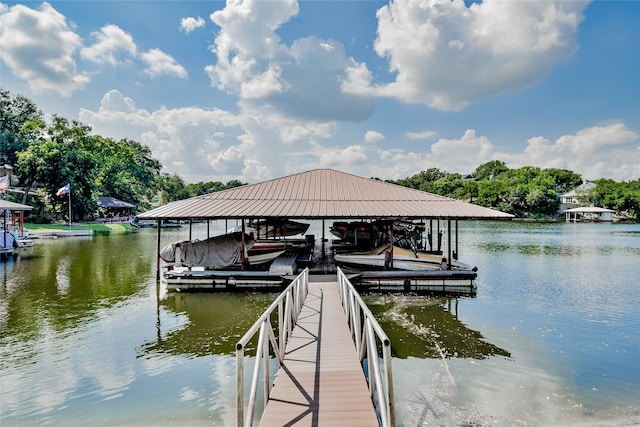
[68,185,72,227]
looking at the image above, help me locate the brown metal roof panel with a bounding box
[136,169,513,220]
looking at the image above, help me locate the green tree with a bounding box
[473,160,508,181]
[542,168,582,193]
[158,174,191,204]
[586,179,640,219]
[393,168,446,190]
[0,89,43,165]
[16,116,98,220]
[94,137,162,210]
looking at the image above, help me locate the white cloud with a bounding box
[356,0,589,111]
[364,130,385,143]
[79,90,240,180]
[79,90,342,183]
[206,0,375,122]
[375,124,639,182]
[80,91,639,184]
[314,144,369,171]
[0,2,89,96]
[140,49,188,79]
[406,130,437,140]
[180,16,205,34]
[505,123,640,180]
[81,24,137,65]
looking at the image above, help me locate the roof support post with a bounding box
[189,219,193,241]
[447,219,452,270]
[155,219,161,282]
[389,225,394,270]
[322,219,326,259]
[241,220,246,269]
[455,219,459,260]
[3,210,6,249]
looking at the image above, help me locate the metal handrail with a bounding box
[337,267,395,427]
[235,268,309,427]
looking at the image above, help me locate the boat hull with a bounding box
[334,245,475,272]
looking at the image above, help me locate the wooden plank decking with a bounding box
[259,280,379,426]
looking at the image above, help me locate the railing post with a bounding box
[262,321,270,405]
[246,322,266,426]
[383,340,395,427]
[278,299,284,359]
[236,344,244,427]
[336,267,394,427]
[236,269,309,426]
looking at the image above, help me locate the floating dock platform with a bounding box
[162,238,476,295]
[350,269,477,295]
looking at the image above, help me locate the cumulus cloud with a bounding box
[345,0,588,111]
[0,2,89,96]
[206,0,375,122]
[180,16,205,34]
[0,3,190,94]
[140,49,188,79]
[364,130,385,143]
[406,130,437,140]
[79,89,639,184]
[81,24,137,65]
[79,90,240,179]
[79,90,342,182]
[507,123,640,180]
[375,123,639,182]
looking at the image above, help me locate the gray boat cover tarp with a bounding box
[160,232,254,268]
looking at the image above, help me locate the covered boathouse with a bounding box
[0,199,33,259]
[136,168,513,292]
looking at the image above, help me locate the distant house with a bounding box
[563,206,614,222]
[559,182,595,208]
[96,197,135,222]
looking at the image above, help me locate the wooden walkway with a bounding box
[259,280,379,426]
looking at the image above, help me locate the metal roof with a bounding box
[563,206,614,213]
[0,199,33,211]
[137,169,513,220]
[98,197,135,209]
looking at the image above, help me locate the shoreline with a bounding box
[24,223,137,238]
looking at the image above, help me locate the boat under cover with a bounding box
[334,244,476,271]
[246,219,310,239]
[160,232,284,269]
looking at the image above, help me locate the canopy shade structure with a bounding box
[137,169,513,221]
[0,199,33,211]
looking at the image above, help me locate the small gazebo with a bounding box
[97,197,135,220]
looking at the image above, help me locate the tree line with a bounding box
[1,89,244,222]
[2,89,638,222]
[386,160,640,220]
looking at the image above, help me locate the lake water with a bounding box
[1,221,639,426]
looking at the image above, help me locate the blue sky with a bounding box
[1,0,639,184]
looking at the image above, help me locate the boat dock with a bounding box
[163,237,476,295]
[354,269,477,295]
[259,280,378,426]
[236,269,393,427]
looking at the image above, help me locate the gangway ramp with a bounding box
[236,269,393,427]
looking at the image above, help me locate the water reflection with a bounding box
[140,292,275,357]
[0,235,151,350]
[366,295,510,359]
